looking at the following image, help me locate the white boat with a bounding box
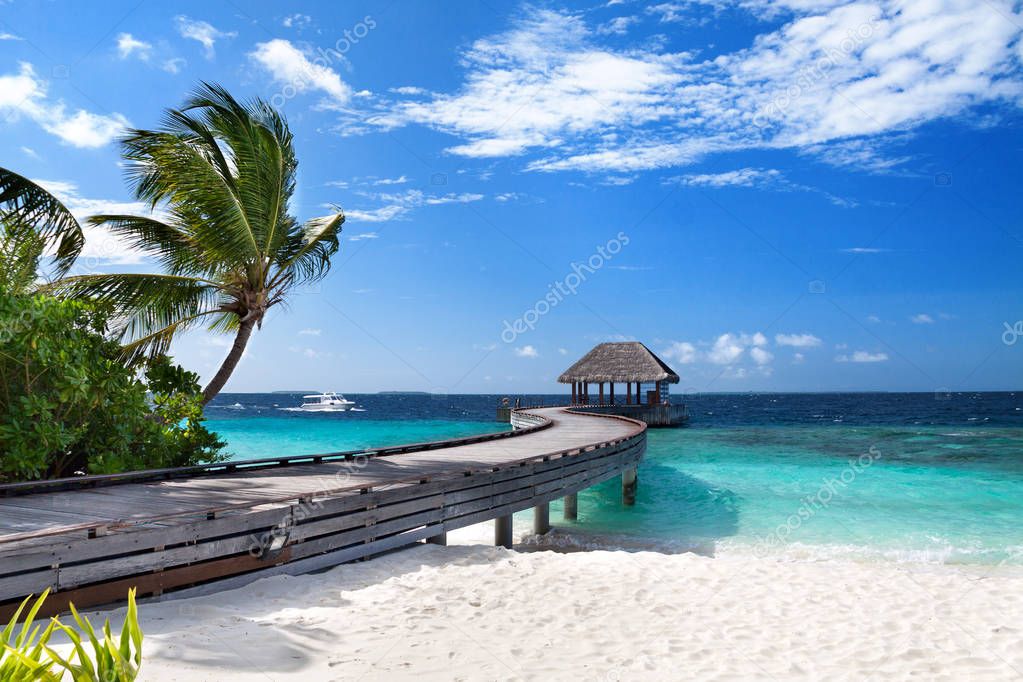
[299,392,356,412]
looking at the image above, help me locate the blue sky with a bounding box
[1,0,1021,393]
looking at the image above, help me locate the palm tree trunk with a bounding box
[202,318,256,405]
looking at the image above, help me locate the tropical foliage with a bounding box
[49,83,345,403]
[0,292,224,483]
[1,589,143,682]
[0,168,84,285]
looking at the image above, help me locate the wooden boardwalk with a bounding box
[0,407,645,616]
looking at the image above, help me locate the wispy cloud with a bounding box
[515,345,539,358]
[345,189,484,223]
[250,39,351,105]
[669,167,856,206]
[836,350,889,363]
[842,247,889,254]
[0,64,128,148]
[116,33,151,60]
[362,4,1023,176]
[910,313,935,324]
[175,16,236,59]
[775,333,822,348]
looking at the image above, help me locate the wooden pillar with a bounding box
[622,467,638,506]
[427,531,447,546]
[655,380,661,404]
[495,515,513,548]
[609,383,615,405]
[534,502,550,535]
[564,493,578,521]
[571,381,577,405]
[626,382,632,405]
[635,382,641,405]
[583,381,589,404]
[599,382,605,405]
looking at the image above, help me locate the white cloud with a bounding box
[558,347,568,355]
[250,39,352,105]
[662,341,698,364]
[673,168,784,188]
[0,32,22,41]
[669,167,855,206]
[836,350,889,363]
[597,16,640,35]
[162,58,186,74]
[175,16,236,59]
[842,247,889,254]
[344,205,409,223]
[750,346,773,366]
[365,3,1023,175]
[116,33,151,60]
[391,86,428,95]
[866,315,882,323]
[282,14,312,29]
[20,146,39,160]
[373,175,408,185]
[708,333,747,365]
[298,328,321,336]
[345,189,484,223]
[515,345,539,358]
[910,313,935,324]
[792,352,805,363]
[424,192,484,205]
[0,64,128,147]
[775,333,822,347]
[348,232,379,241]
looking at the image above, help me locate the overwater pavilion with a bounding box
[558,342,688,426]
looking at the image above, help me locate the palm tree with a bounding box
[0,168,84,292]
[49,83,344,404]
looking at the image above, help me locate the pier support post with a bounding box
[622,467,638,506]
[533,502,550,535]
[427,531,447,546]
[563,493,577,521]
[495,515,513,549]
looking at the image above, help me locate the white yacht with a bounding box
[299,392,356,412]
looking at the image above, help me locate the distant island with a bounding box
[377,391,432,396]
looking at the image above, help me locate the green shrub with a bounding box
[1,589,143,682]
[0,292,224,482]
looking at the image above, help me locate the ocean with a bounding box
[205,391,1023,566]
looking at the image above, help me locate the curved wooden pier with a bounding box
[0,407,645,616]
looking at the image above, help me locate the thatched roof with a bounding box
[557,342,680,384]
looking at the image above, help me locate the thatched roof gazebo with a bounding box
[558,342,679,407]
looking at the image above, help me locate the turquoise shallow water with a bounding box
[206,392,1023,565]
[552,425,1023,564]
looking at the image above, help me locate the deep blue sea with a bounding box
[205,392,1023,565]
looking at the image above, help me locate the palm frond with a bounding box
[45,273,229,362]
[0,167,84,277]
[272,211,344,288]
[86,214,210,276]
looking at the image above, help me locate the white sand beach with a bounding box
[79,521,1023,682]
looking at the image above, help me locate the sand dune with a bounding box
[80,522,1023,681]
